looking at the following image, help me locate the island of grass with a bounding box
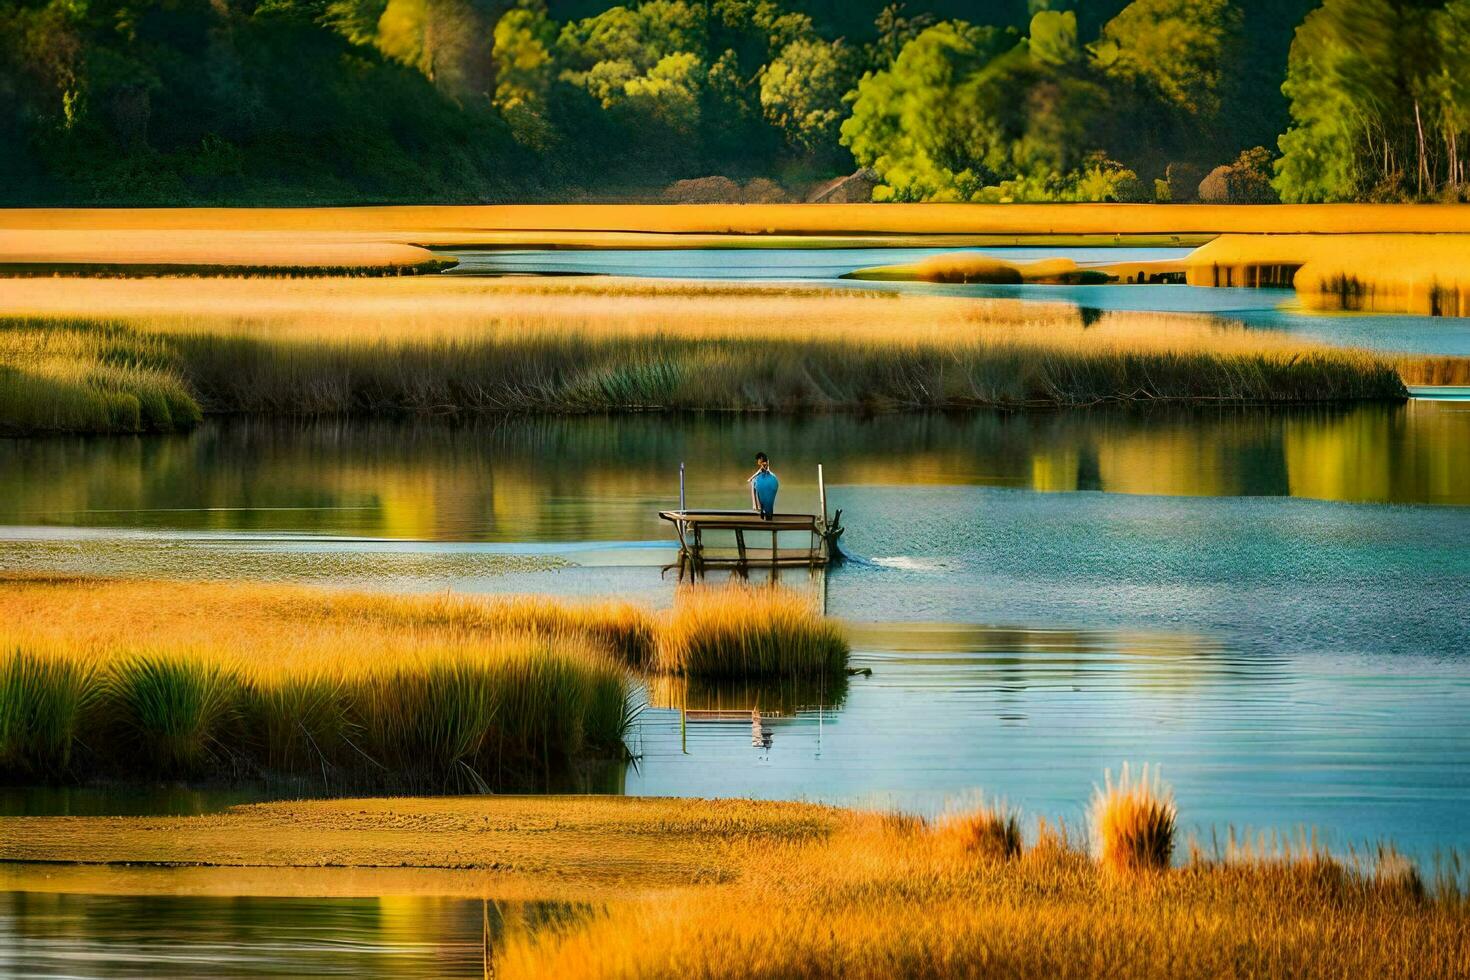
[0,576,846,789]
[0,277,1432,437]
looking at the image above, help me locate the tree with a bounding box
[1198,145,1276,202]
[1091,0,1239,116]
[492,3,559,148]
[759,37,852,152]
[842,11,1122,202]
[1272,0,1470,202]
[841,21,1015,200]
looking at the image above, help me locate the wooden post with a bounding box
[679,461,686,512]
[817,463,828,527]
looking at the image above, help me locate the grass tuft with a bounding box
[937,802,1023,861]
[1090,762,1177,873]
[658,584,849,678]
[0,649,95,778]
[103,653,242,776]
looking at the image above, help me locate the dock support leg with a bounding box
[735,529,747,565]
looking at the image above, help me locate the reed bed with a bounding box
[0,321,201,434]
[0,277,1411,434]
[658,584,849,678]
[0,635,630,788]
[495,772,1470,980]
[0,577,847,784]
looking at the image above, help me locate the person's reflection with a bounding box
[751,708,773,750]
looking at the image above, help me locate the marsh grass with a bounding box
[937,801,1023,861]
[0,277,1412,433]
[658,584,849,678]
[0,577,845,784]
[0,649,95,778]
[0,320,201,434]
[493,790,1469,980]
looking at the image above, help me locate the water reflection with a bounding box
[1,403,1465,544]
[0,893,578,978]
[627,623,1470,857]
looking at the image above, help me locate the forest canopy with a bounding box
[1,0,1459,204]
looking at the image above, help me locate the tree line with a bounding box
[0,0,1464,204]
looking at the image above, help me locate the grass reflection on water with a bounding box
[0,402,1465,544]
[0,892,581,979]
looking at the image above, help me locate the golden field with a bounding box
[9,203,1470,238]
[0,576,847,784]
[0,784,1464,977]
[0,277,1416,434]
[3,205,1469,316]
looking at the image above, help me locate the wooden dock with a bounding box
[659,510,829,568]
[661,462,843,574]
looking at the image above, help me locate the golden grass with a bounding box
[0,277,1413,434]
[657,584,849,677]
[0,576,848,783]
[9,203,1470,237]
[1188,234,1470,316]
[3,205,1470,274]
[1090,763,1177,873]
[0,321,201,434]
[0,229,452,275]
[1,778,1464,974]
[488,792,1469,979]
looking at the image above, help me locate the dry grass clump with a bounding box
[494,784,1468,980]
[1091,763,1177,873]
[0,277,1411,434]
[936,801,1023,861]
[657,584,849,678]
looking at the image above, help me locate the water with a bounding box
[446,246,1470,355]
[5,393,1470,969]
[2,407,1468,857]
[0,894,573,978]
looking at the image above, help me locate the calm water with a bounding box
[0,894,572,978]
[447,246,1470,355]
[2,407,1468,845]
[5,407,1470,972]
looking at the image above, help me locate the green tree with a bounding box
[759,37,851,152]
[1092,0,1238,116]
[841,21,1015,200]
[493,3,558,147]
[1272,0,1469,202]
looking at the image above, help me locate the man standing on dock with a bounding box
[748,452,779,520]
